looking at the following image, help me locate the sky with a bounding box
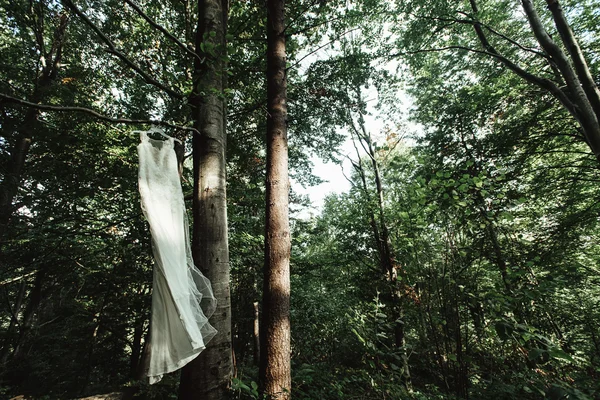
[291,145,354,218]
[291,100,423,219]
[289,18,422,218]
[291,112,396,218]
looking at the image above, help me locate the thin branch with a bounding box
[286,14,346,37]
[282,0,321,35]
[393,44,577,116]
[288,28,360,70]
[340,155,355,186]
[0,270,38,287]
[63,0,183,99]
[453,11,548,58]
[123,0,203,63]
[0,92,198,134]
[228,99,267,119]
[72,213,144,237]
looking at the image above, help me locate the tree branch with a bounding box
[546,0,600,117]
[288,28,359,70]
[416,12,548,59]
[520,0,600,159]
[463,0,581,120]
[0,270,38,287]
[285,14,346,37]
[63,0,183,99]
[0,92,198,134]
[123,0,204,63]
[398,43,580,121]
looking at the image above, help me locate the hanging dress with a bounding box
[137,131,217,384]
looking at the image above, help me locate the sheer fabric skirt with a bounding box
[137,132,217,384]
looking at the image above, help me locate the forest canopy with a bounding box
[1,0,599,399]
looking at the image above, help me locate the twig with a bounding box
[415,12,548,58]
[288,28,360,70]
[0,270,38,287]
[123,0,203,63]
[0,92,198,134]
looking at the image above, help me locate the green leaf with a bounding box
[528,348,545,361]
[548,348,574,362]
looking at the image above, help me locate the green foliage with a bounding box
[2,0,600,399]
[232,377,260,400]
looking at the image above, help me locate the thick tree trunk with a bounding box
[260,0,291,398]
[179,1,232,399]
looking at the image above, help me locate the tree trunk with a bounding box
[360,119,412,392]
[260,0,291,398]
[179,0,232,399]
[349,112,412,391]
[129,319,145,378]
[348,138,384,267]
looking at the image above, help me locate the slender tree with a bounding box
[348,116,412,391]
[260,0,291,398]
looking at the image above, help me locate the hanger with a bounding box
[134,126,183,145]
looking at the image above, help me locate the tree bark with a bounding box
[467,0,600,162]
[546,0,600,119]
[260,0,292,398]
[519,0,600,161]
[179,0,232,399]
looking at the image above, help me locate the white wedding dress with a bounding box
[137,131,217,384]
